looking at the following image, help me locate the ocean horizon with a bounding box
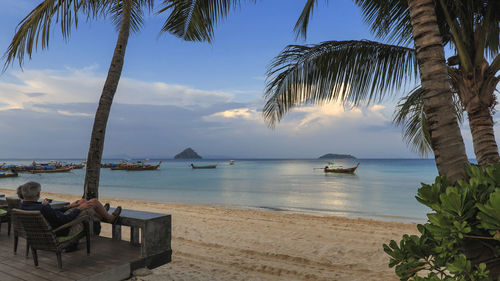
[0,158,448,223]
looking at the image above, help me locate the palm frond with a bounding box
[3,0,106,70]
[158,0,254,42]
[492,54,500,75]
[293,0,327,40]
[393,86,464,157]
[355,0,499,55]
[354,0,413,46]
[393,87,432,157]
[263,40,418,126]
[110,0,154,34]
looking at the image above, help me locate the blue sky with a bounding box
[0,0,491,159]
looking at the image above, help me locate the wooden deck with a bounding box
[0,226,146,281]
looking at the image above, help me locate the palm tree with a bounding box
[4,0,215,198]
[359,0,500,165]
[263,0,469,181]
[159,0,471,181]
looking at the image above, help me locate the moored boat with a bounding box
[30,166,73,173]
[110,161,162,171]
[70,162,86,169]
[324,162,360,173]
[0,170,18,178]
[191,163,217,169]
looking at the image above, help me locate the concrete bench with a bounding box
[108,208,172,269]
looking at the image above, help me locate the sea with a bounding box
[0,159,442,223]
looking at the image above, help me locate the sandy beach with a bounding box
[0,187,418,281]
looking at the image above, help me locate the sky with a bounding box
[0,0,494,159]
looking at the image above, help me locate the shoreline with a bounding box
[0,187,418,280]
[0,186,426,224]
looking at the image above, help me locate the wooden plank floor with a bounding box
[0,224,142,281]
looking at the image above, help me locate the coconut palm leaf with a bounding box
[109,0,154,34]
[264,40,418,126]
[393,87,431,156]
[3,0,107,69]
[158,0,255,42]
[355,0,500,55]
[393,86,464,156]
[293,0,327,40]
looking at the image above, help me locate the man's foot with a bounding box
[104,203,110,212]
[111,206,122,224]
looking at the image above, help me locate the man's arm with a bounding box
[40,205,81,226]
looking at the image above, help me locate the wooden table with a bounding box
[108,208,171,269]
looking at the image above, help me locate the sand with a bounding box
[0,188,418,281]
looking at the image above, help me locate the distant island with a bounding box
[318,153,357,159]
[174,148,202,159]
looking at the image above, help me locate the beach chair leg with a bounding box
[32,248,39,267]
[7,220,11,236]
[56,251,63,269]
[86,224,91,255]
[13,234,18,254]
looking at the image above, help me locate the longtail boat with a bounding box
[70,162,86,169]
[324,162,360,173]
[110,161,162,171]
[30,166,73,173]
[0,171,18,178]
[191,164,217,169]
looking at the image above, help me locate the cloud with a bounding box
[57,110,93,117]
[24,92,47,98]
[204,107,262,122]
[0,67,234,114]
[0,66,466,159]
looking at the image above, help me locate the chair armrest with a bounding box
[52,214,91,233]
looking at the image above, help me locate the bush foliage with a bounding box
[384,164,500,280]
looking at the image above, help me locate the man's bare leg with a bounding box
[88,199,116,223]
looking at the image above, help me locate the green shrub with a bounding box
[384,163,500,280]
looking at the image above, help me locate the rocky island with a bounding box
[318,153,357,159]
[174,148,202,159]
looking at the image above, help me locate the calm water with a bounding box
[0,159,439,222]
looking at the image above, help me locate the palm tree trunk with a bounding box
[468,108,500,165]
[452,62,500,166]
[84,1,132,199]
[407,0,468,182]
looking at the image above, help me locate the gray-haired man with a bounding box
[19,181,121,237]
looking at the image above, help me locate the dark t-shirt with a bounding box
[20,201,80,236]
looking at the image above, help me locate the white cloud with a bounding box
[0,67,234,114]
[204,107,262,122]
[57,110,93,117]
[204,101,392,138]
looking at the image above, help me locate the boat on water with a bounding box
[0,170,18,178]
[110,161,162,171]
[191,163,217,169]
[70,162,86,169]
[30,166,73,173]
[229,160,235,165]
[324,162,360,173]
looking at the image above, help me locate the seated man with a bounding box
[19,181,121,237]
[16,185,23,200]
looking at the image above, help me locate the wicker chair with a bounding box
[11,209,91,269]
[6,197,30,256]
[0,206,7,234]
